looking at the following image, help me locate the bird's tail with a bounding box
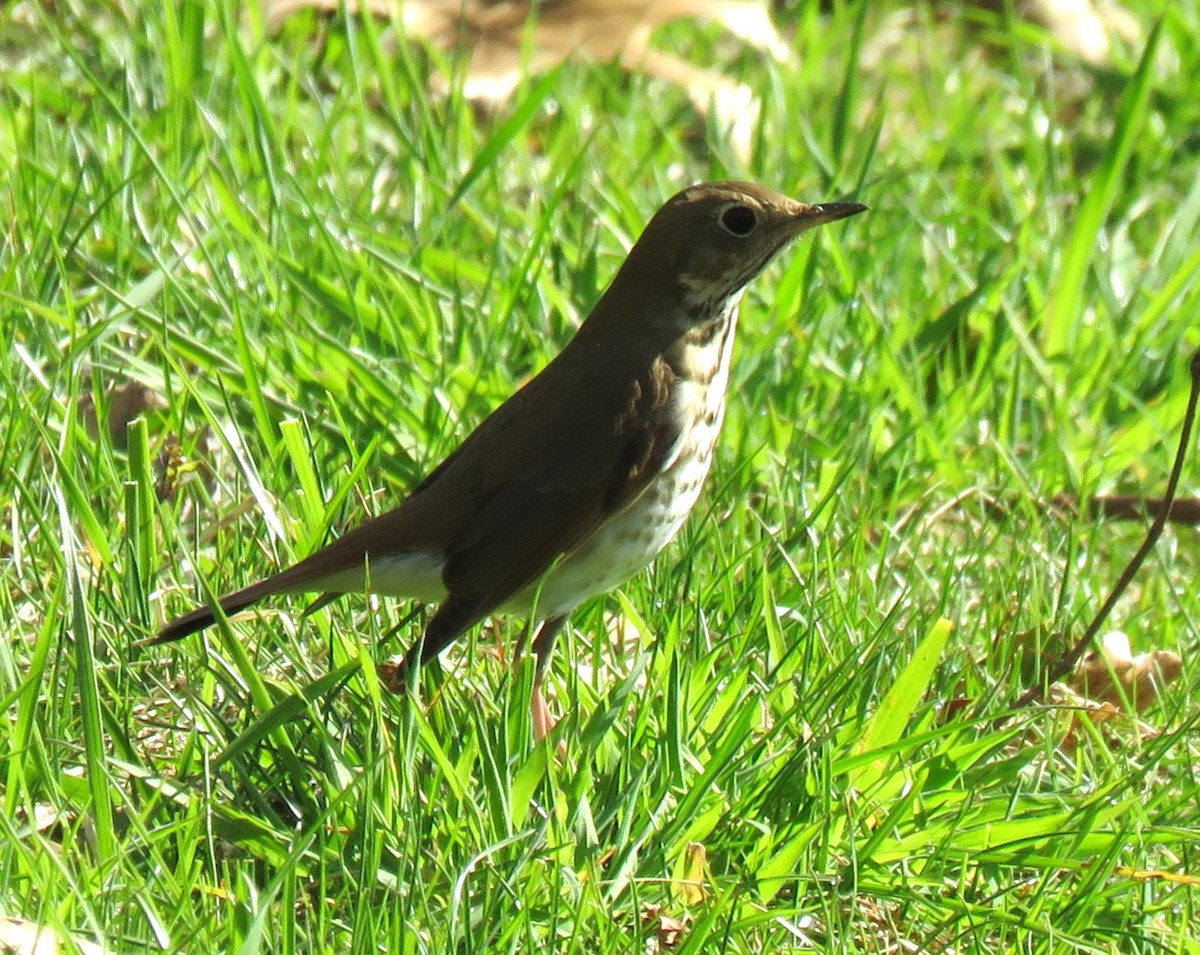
[147,574,307,645]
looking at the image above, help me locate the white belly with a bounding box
[520,306,737,618]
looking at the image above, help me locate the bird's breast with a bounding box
[521,305,741,619]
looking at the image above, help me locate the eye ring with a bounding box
[719,204,757,237]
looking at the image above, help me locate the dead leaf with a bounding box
[680,841,707,905]
[642,903,691,947]
[0,917,106,955]
[1019,0,1141,64]
[1047,681,1172,754]
[266,0,785,158]
[1070,630,1183,713]
[79,378,168,448]
[658,913,688,947]
[1110,864,1200,886]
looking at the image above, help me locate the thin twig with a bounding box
[1052,493,1200,525]
[1012,349,1200,712]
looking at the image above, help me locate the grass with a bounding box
[3,0,1200,951]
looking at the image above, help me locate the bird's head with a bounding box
[610,181,865,331]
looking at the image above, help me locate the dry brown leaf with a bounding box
[1110,864,1200,886]
[657,913,689,947]
[1070,630,1183,713]
[642,903,691,947]
[0,917,106,955]
[866,1,1139,67]
[267,0,785,158]
[78,378,168,448]
[1048,680,1172,754]
[1019,0,1141,63]
[14,803,66,839]
[680,841,707,905]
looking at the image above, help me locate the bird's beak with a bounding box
[791,201,868,232]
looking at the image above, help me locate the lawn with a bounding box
[3,1,1199,951]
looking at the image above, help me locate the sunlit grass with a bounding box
[3,0,1199,951]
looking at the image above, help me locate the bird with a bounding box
[153,181,865,737]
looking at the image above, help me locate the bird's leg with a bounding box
[528,614,567,742]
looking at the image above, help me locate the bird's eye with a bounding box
[719,204,757,236]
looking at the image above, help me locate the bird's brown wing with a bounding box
[404,347,680,663]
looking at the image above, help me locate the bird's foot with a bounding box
[532,687,558,743]
[377,660,408,694]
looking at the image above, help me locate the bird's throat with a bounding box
[668,294,742,388]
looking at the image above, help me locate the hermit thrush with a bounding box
[154,182,865,733]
